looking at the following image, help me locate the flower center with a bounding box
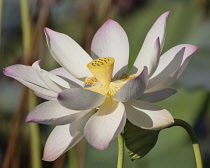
[87,57,114,84]
[85,57,135,100]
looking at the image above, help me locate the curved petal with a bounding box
[138,88,177,103]
[43,110,95,161]
[58,88,105,110]
[50,68,84,88]
[147,47,185,91]
[114,67,148,102]
[112,111,126,141]
[3,65,57,97]
[84,99,125,150]
[146,44,198,92]
[26,100,89,125]
[32,61,64,93]
[125,100,174,130]
[3,64,48,88]
[131,11,170,75]
[130,37,161,76]
[44,28,92,79]
[34,91,56,100]
[91,19,129,78]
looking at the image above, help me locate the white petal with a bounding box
[91,19,129,78]
[147,47,185,91]
[44,28,92,79]
[32,61,65,93]
[3,65,57,97]
[84,100,125,150]
[58,88,105,110]
[4,64,48,88]
[125,100,174,130]
[138,88,177,103]
[50,68,84,88]
[147,44,198,92]
[131,11,170,76]
[114,67,148,102]
[26,100,89,125]
[43,110,94,161]
[130,37,161,76]
[34,91,56,100]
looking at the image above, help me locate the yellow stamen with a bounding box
[84,77,98,85]
[87,57,114,84]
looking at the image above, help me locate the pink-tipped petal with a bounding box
[26,100,88,125]
[42,124,83,161]
[131,11,170,76]
[91,19,129,78]
[84,100,125,150]
[146,44,198,92]
[43,110,94,161]
[147,47,185,91]
[44,28,92,79]
[3,64,57,98]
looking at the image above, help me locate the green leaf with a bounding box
[122,121,160,161]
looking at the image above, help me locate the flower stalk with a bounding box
[117,134,124,168]
[29,90,42,168]
[170,119,203,168]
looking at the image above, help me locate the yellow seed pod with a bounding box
[87,57,115,84]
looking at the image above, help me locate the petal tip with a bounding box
[3,67,7,74]
[105,19,115,24]
[57,92,64,100]
[191,45,199,52]
[25,115,36,123]
[163,11,171,18]
[44,27,51,34]
[91,142,110,150]
[42,155,54,162]
[3,67,12,76]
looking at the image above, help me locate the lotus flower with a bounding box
[3,11,198,161]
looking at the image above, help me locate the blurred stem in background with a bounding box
[2,0,31,167]
[0,0,3,53]
[69,147,77,168]
[21,0,41,168]
[170,119,203,168]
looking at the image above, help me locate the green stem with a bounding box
[0,0,3,47]
[171,119,203,168]
[20,0,41,166]
[117,134,124,168]
[69,147,77,168]
[29,90,42,168]
[20,0,31,62]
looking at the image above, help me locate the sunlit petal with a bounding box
[26,100,89,125]
[84,100,125,149]
[125,100,174,130]
[44,28,92,79]
[91,19,129,78]
[131,11,170,76]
